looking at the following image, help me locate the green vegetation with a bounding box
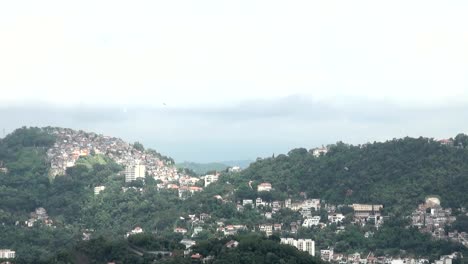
[237,138,468,214]
[176,161,229,175]
[0,128,467,263]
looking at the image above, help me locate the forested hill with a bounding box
[239,136,468,213]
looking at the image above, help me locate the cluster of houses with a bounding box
[319,250,463,264]
[24,207,54,228]
[320,249,432,264]
[45,127,178,181]
[412,197,466,246]
[154,173,221,200]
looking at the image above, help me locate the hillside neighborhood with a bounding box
[0,128,466,264]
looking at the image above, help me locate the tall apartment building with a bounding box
[0,249,16,259]
[280,238,315,256]
[125,163,146,183]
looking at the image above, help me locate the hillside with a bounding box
[176,160,252,175]
[0,127,467,263]
[176,161,229,175]
[235,137,468,214]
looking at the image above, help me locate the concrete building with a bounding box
[328,213,345,224]
[280,238,315,256]
[125,163,146,183]
[312,147,328,157]
[204,174,219,187]
[302,216,321,227]
[352,204,383,218]
[94,186,106,195]
[0,249,15,259]
[257,182,272,192]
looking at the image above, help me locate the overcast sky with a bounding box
[1,1,467,162]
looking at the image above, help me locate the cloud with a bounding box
[1,97,467,162]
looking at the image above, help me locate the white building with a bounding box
[94,186,106,195]
[312,147,328,157]
[320,249,333,262]
[204,174,219,187]
[257,182,272,192]
[328,213,345,224]
[259,224,273,236]
[242,199,253,206]
[280,238,315,256]
[125,226,143,238]
[228,166,242,172]
[125,163,146,183]
[0,249,16,259]
[303,216,321,227]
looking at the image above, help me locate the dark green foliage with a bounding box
[176,161,229,175]
[190,233,322,264]
[450,214,468,233]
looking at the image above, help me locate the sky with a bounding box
[1,1,467,162]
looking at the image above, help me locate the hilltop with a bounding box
[234,136,468,214]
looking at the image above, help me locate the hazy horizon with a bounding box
[1,1,467,162]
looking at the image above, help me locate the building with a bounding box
[320,249,333,262]
[328,213,345,224]
[204,174,219,187]
[259,224,273,236]
[302,199,321,211]
[225,240,239,248]
[352,204,383,218]
[126,227,143,238]
[257,182,272,192]
[280,238,315,256]
[312,147,328,157]
[302,216,321,227]
[94,186,106,195]
[228,166,242,172]
[243,199,253,206]
[174,227,188,234]
[125,163,146,183]
[0,249,15,259]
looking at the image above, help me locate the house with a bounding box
[312,147,328,157]
[174,227,188,234]
[225,240,239,248]
[204,174,219,187]
[257,183,272,192]
[302,216,321,227]
[191,253,203,262]
[302,199,321,211]
[259,224,273,236]
[94,186,106,195]
[320,249,334,262]
[274,223,282,231]
[228,166,242,172]
[126,226,143,238]
[242,199,253,206]
[200,213,211,221]
[328,213,345,224]
[223,225,238,236]
[180,239,197,249]
[256,198,263,207]
[0,249,15,259]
